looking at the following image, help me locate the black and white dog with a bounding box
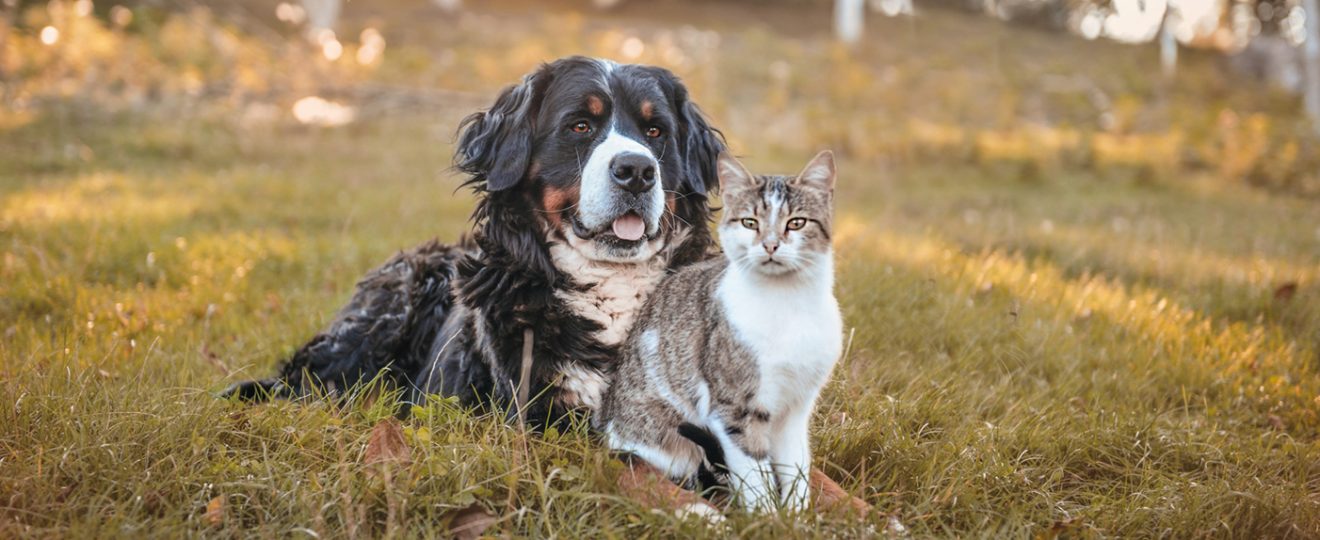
[226,56,726,427]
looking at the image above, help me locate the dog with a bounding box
[225,56,724,427]
[226,56,869,516]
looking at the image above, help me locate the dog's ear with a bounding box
[664,75,726,196]
[455,65,553,191]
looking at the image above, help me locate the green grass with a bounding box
[3,1,1320,537]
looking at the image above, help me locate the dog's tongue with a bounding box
[612,214,645,241]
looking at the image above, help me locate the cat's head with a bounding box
[716,150,836,278]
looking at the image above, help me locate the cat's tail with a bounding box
[678,422,728,490]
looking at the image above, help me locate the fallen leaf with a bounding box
[200,343,230,376]
[364,418,412,466]
[447,503,497,540]
[1274,282,1298,302]
[204,496,225,527]
[1267,414,1286,431]
[1035,516,1083,540]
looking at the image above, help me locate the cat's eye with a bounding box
[740,218,758,230]
[645,126,663,138]
[786,218,807,231]
[570,121,592,134]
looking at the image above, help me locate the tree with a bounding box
[1303,0,1320,133]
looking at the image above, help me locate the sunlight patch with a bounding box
[292,96,356,127]
[845,227,1311,394]
[1,174,198,227]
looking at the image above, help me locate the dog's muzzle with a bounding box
[574,130,665,245]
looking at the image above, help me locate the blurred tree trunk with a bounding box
[1304,0,1320,133]
[835,0,864,44]
[1160,22,1177,80]
[0,0,14,85]
[302,0,340,40]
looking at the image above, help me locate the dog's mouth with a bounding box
[570,212,653,245]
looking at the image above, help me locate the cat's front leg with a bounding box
[724,447,777,512]
[771,407,814,511]
[711,421,777,511]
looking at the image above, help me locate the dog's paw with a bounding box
[219,379,282,402]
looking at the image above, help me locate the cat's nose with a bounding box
[610,153,658,195]
[762,240,779,255]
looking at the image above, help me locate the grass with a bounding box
[3,0,1320,537]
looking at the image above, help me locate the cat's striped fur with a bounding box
[597,150,841,511]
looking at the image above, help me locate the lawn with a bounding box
[2,0,1319,537]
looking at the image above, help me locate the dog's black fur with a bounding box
[225,57,725,428]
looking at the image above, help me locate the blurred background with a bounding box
[4,0,1320,194]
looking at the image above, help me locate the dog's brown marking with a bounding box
[588,95,605,116]
[541,184,580,230]
[640,100,654,120]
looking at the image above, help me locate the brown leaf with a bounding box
[1274,282,1298,302]
[204,496,226,527]
[1267,414,1286,431]
[1035,517,1084,540]
[364,418,412,466]
[447,503,497,540]
[200,343,230,376]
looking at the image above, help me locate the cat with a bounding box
[596,150,842,512]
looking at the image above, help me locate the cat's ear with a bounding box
[717,152,756,193]
[793,150,836,191]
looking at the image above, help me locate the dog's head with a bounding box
[456,57,724,269]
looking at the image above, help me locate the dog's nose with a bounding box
[610,153,657,194]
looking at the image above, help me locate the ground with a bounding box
[1,0,1319,537]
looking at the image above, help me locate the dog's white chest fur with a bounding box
[717,261,843,414]
[549,242,667,409]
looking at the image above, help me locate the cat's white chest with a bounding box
[717,264,843,414]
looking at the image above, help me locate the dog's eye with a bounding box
[786,218,807,231]
[570,121,592,134]
[645,126,663,138]
[740,218,758,230]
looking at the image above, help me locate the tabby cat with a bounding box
[596,150,842,511]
